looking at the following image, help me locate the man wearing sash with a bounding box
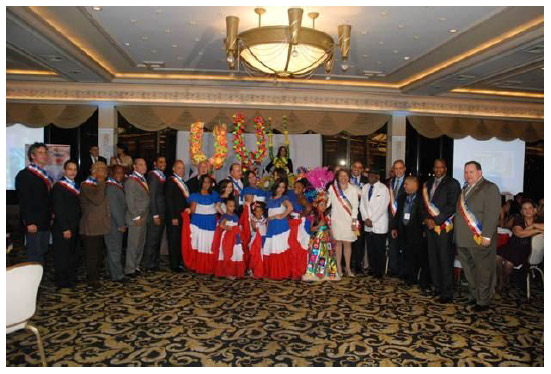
[143,155,167,272]
[165,160,190,272]
[124,158,150,277]
[228,163,244,214]
[421,159,461,302]
[105,165,128,282]
[455,161,501,312]
[15,142,52,263]
[387,159,406,277]
[51,160,81,289]
[351,161,369,274]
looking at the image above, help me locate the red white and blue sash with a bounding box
[422,182,453,235]
[129,171,149,192]
[82,176,98,186]
[106,177,123,190]
[231,177,243,204]
[457,190,483,245]
[57,176,80,196]
[331,182,353,218]
[171,174,190,199]
[388,181,398,217]
[27,164,53,190]
[151,169,166,183]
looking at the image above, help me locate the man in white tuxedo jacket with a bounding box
[360,169,390,278]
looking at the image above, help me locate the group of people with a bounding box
[15,141,543,312]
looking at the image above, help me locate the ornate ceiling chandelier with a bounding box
[225,7,351,78]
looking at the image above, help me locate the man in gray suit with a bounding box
[124,158,150,277]
[143,155,167,271]
[104,165,127,282]
[455,161,501,312]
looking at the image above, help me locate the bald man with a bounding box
[124,158,150,276]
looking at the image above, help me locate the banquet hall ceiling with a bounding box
[6,6,544,102]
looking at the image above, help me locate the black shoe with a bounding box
[114,278,129,284]
[438,296,453,304]
[135,268,143,274]
[125,272,136,278]
[473,304,490,312]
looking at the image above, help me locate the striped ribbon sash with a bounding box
[388,182,398,217]
[27,164,53,190]
[82,176,98,186]
[422,183,454,235]
[57,176,80,196]
[152,169,166,182]
[331,183,352,218]
[130,172,149,192]
[457,191,483,245]
[106,177,123,190]
[171,175,190,198]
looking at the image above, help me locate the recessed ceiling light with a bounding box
[92,6,101,11]
[439,17,447,21]
[198,51,203,56]
[398,24,406,29]
[155,9,163,14]
[378,41,384,45]
[377,61,382,65]
[393,50,399,54]
[141,36,148,40]
[124,42,130,47]
[380,11,388,16]
[449,29,457,33]
[404,56,410,60]
[189,21,197,26]
[194,37,200,42]
[361,31,368,35]
[362,54,368,58]
[413,35,420,40]
[177,56,183,60]
[164,29,171,33]
[172,44,178,48]
[151,50,157,54]
[130,19,137,24]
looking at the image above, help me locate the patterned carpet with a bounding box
[6,250,544,366]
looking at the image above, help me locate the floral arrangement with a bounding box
[232,113,267,170]
[190,121,228,169]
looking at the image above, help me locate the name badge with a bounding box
[404,213,411,220]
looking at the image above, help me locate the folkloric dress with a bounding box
[213,213,246,278]
[262,195,292,279]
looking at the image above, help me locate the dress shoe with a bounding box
[438,296,453,304]
[473,304,490,312]
[135,267,143,274]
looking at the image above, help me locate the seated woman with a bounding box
[266,145,293,175]
[496,199,544,292]
[182,175,223,274]
[499,199,514,229]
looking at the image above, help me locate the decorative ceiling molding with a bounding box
[6,81,543,121]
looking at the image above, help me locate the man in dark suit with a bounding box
[165,160,190,272]
[143,155,167,271]
[105,164,127,282]
[228,162,245,216]
[421,159,461,303]
[455,161,501,312]
[387,159,407,276]
[391,176,430,291]
[80,145,107,181]
[187,160,217,193]
[51,160,81,289]
[350,160,369,273]
[15,142,52,263]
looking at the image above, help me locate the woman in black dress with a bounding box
[496,199,544,292]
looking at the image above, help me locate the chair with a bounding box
[526,234,544,300]
[6,262,47,367]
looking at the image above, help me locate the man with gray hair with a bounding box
[124,158,150,277]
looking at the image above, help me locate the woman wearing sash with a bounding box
[262,178,294,279]
[326,169,360,277]
[183,175,223,274]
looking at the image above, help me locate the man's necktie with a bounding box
[368,184,374,201]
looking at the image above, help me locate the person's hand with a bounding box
[481,237,491,247]
[184,208,191,214]
[172,219,179,226]
[364,219,373,227]
[153,216,162,226]
[391,229,398,239]
[62,230,72,239]
[425,218,436,230]
[118,226,127,233]
[27,224,38,233]
[135,217,144,226]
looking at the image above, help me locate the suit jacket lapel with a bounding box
[466,177,484,202]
